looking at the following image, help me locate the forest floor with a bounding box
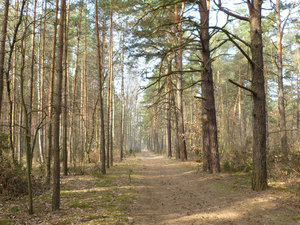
[0,150,299,225]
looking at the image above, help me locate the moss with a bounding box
[69,200,92,209]
[57,219,72,225]
[0,219,13,225]
[293,216,300,221]
[9,206,20,213]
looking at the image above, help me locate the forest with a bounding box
[0,0,299,224]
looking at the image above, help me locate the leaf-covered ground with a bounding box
[0,159,138,225]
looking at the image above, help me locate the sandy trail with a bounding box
[130,150,299,225]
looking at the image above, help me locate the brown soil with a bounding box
[130,150,300,225]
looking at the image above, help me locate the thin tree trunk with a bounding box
[297,46,300,139]
[109,0,114,166]
[81,27,88,162]
[46,0,59,185]
[172,90,180,159]
[70,0,84,166]
[120,23,125,161]
[28,0,37,166]
[63,0,70,176]
[52,0,65,211]
[95,0,106,174]
[276,0,288,154]
[20,35,33,215]
[11,34,16,161]
[290,72,295,140]
[6,0,27,162]
[0,0,9,117]
[40,0,47,164]
[19,101,23,163]
[174,3,187,161]
[11,0,20,161]
[166,54,172,158]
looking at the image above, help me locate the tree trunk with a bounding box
[276,0,288,154]
[120,23,125,161]
[28,0,37,165]
[70,0,84,166]
[40,0,47,161]
[166,55,172,158]
[19,31,34,214]
[216,0,268,190]
[0,0,9,117]
[249,0,267,191]
[95,0,106,174]
[109,0,114,166]
[52,0,65,211]
[82,29,88,162]
[297,46,300,140]
[46,0,59,185]
[63,0,70,176]
[174,3,187,161]
[172,90,180,159]
[199,0,220,173]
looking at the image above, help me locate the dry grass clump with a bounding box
[0,158,45,197]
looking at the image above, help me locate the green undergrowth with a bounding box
[0,219,13,225]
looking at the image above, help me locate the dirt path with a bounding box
[0,152,299,224]
[130,150,300,225]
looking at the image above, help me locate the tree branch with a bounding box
[281,0,296,34]
[228,79,256,96]
[214,0,250,22]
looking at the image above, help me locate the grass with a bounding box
[69,200,92,209]
[0,220,13,225]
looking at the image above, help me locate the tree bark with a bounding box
[249,0,267,191]
[20,34,34,215]
[46,0,59,185]
[40,0,47,160]
[63,0,71,176]
[199,0,220,173]
[28,0,38,166]
[174,3,187,161]
[0,0,9,117]
[166,55,172,158]
[109,0,114,166]
[216,0,268,190]
[120,23,125,161]
[52,0,65,211]
[95,0,106,174]
[276,0,288,154]
[70,0,84,166]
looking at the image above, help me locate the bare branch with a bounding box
[228,79,256,96]
[194,96,206,101]
[214,0,250,22]
[281,0,296,34]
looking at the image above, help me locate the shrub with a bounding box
[0,159,27,196]
[0,158,45,197]
[222,138,252,172]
